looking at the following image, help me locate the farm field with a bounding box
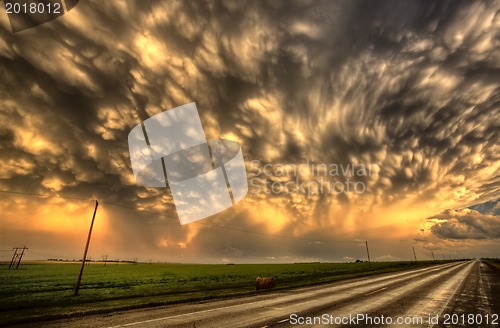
[484,258,500,269]
[0,260,447,326]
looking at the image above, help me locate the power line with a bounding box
[100,200,176,217]
[194,221,360,244]
[101,201,360,244]
[99,200,179,222]
[98,199,360,243]
[1,189,362,245]
[0,190,94,201]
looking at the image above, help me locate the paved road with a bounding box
[23,260,499,328]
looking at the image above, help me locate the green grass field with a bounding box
[0,260,446,326]
[484,258,500,270]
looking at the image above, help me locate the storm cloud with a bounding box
[429,199,500,240]
[0,0,498,262]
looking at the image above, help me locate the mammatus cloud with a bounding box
[0,0,498,261]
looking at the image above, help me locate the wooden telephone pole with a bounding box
[365,241,371,268]
[74,200,99,296]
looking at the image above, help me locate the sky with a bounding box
[0,0,498,263]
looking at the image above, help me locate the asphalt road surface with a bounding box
[20,260,500,328]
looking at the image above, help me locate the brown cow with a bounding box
[256,277,276,290]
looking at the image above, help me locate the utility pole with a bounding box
[9,246,28,269]
[74,200,99,296]
[412,247,417,263]
[8,249,18,269]
[431,251,436,261]
[102,254,108,267]
[365,241,371,268]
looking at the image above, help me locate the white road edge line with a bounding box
[427,260,475,328]
[105,299,270,328]
[364,287,388,296]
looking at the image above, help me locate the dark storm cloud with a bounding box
[0,0,498,261]
[469,198,500,215]
[428,199,500,240]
